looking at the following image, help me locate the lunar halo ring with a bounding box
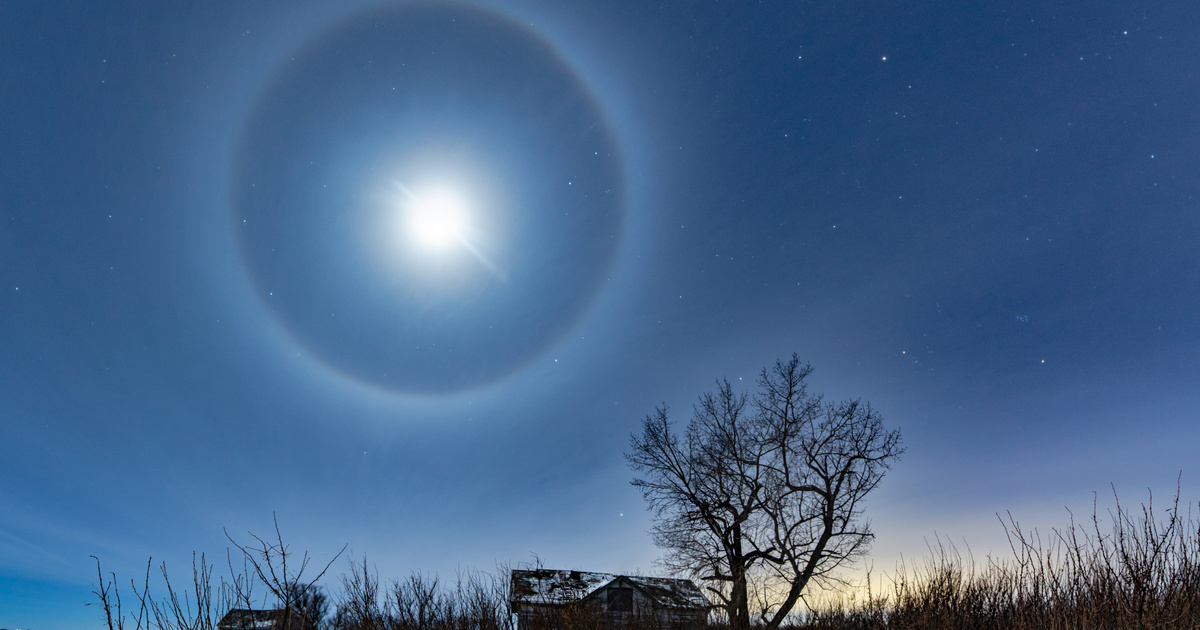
[228,2,627,397]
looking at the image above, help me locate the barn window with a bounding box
[607,588,633,612]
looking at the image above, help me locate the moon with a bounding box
[401,185,471,253]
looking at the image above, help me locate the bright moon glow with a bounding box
[391,180,506,280]
[405,188,469,251]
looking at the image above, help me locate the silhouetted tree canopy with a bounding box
[286,581,331,629]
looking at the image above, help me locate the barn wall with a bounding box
[515,593,706,630]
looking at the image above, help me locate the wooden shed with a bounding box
[510,569,710,630]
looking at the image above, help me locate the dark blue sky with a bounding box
[3,1,1198,627]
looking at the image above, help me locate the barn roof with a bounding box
[510,569,710,610]
[608,575,711,610]
[511,569,615,606]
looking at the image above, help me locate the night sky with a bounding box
[3,1,1199,628]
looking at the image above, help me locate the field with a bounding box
[92,491,1200,630]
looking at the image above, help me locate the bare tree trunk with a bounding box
[728,525,751,630]
[729,567,750,630]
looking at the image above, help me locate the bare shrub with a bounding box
[90,552,250,630]
[327,557,514,630]
[332,556,389,630]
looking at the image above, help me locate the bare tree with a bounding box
[226,514,346,627]
[626,355,903,630]
[626,379,768,630]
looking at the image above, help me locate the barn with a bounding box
[510,569,710,630]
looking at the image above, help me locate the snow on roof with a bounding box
[511,569,617,606]
[510,569,710,610]
[618,576,711,610]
